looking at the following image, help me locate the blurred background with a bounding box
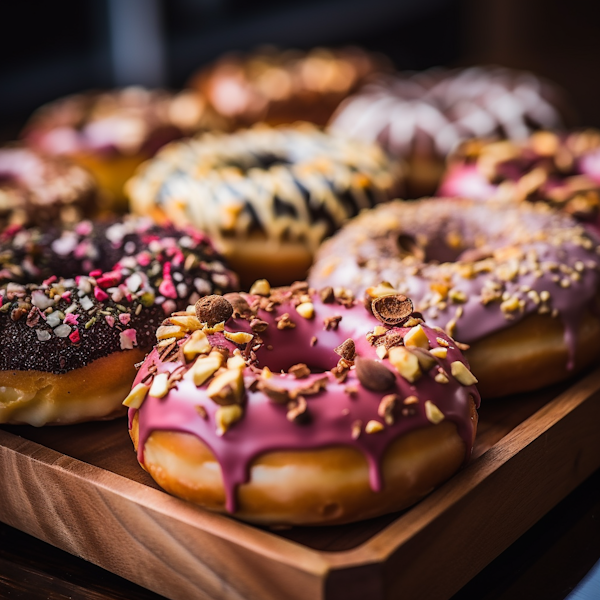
[2,0,600,138]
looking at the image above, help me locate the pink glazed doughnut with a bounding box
[126,283,480,526]
[438,130,600,231]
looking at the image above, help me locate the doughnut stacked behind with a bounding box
[309,198,600,397]
[22,86,227,210]
[126,123,403,287]
[0,219,238,426]
[188,46,389,127]
[0,145,97,228]
[438,130,600,227]
[126,284,479,526]
[328,66,574,197]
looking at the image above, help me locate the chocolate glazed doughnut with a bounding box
[0,218,238,426]
[309,198,600,397]
[126,284,479,526]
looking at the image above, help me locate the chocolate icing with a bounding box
[131,287,480,514]
[0,219,238,374]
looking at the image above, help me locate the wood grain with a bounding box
[0,368,599,600]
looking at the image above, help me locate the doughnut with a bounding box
[21,86,227,211]
[0,218,238,426]
[438,130,600,229]
[126,283,479,526]
[0,145,97,228]
[187,46,389,128]
[328,66,574,197]
[308,198,600,398]
[126,123,403,287]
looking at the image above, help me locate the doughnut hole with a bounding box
[130,395,478,525]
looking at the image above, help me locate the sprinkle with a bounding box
[119,329,138,350]
[94,287,109,301]
[54,324,71,338]
[69,330,80,344]
[158,278,177,299]
[105,315,116,327]
[89,269,102,277]
[36,329,51,341]
[80,296,94,311]
[63,313,78,326]
[119,313,131,325]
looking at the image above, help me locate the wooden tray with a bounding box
[1,367,600,600]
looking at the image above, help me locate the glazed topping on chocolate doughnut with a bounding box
[309,198,600,368]
[0,146,97,228]
[0,219,238,374]
[127,283,480,513]
[439,130,600,222]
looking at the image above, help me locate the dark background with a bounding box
[2,0,600,138]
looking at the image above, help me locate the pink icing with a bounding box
[130,293,480,514]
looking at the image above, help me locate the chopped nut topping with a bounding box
[195,295,233,326]
[122,383,149,408]
[294,376,328,397]
[296,302,315,319]
[169,315,202,332]
[451,361,479,386]
[388,346,422,383]
[257,380,291,404]
[434,371,449,384]
[186,352,223,386]
[250,318,268,332]
[249,279,271,296]
[276,313,296,330]
[289,363,311,379]
[207,368,245,405]
[351,420,363,439]
[149,373,169,398]
[334,338,356,361]
[365,420,384,434]
[403,324,430,349]
[409,347,437,371]
[215,404,243,435]
[156,325,185,341]
[355,357,396,391]
[323,315,342,331]
[224,330,254,345]
[286,396,309,423]
[425,400,445,424]
[404,395,419,405]
[227,354,246,369]
[371,294,413,325]
[430,347,448,359]
[195,405,208,420]
[183,330,211,361]
[376,345,388,359]
[223,293,254,319]
[378,394,399,425]
[320,286,335,303]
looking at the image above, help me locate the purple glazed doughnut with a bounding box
[0,218,238,426]
[308,197,600,397]
[126,283,479,525]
